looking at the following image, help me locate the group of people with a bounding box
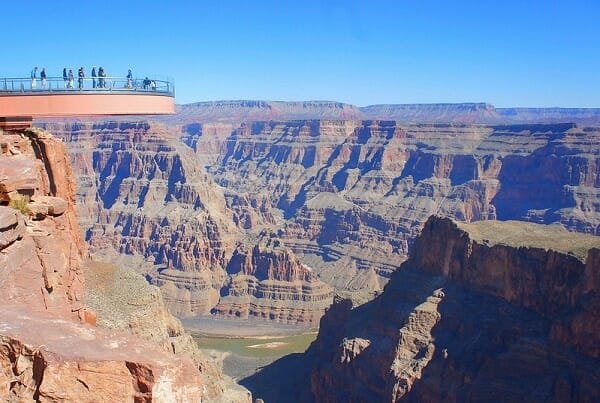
[60,66,107,89]
[29,66,150,90]
[30,67,47,89]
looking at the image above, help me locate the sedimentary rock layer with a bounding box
[170,101,600,125]
[213,234,334,325]
[52,121,334,324]
[58,119,600,311]
[187,120,600,287]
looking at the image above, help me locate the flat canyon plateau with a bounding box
[1,101,599,402]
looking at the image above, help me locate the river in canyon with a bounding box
[184,316,317,380]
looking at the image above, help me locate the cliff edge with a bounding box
[0,129,235,401]
[244,216,600,402]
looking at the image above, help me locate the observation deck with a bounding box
[0,76,175,130]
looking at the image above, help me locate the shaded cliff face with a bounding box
[0,129,212,402]
[305,216,600,402]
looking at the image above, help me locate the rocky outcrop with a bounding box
[0,129,238,402]
[0,307,203,402]
[0,129,88,322]
[306,216,600,402]
[213,233,334,325]
[84,259,251,402]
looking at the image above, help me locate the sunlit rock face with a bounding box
[55,121,335,324]
[56,118,600,316]
[307,216,600,402]
[212,232,334,325]
[185,120,600,284]
[0,129,88,323]
[0,129,209,402]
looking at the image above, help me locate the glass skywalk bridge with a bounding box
[0,76,175,130]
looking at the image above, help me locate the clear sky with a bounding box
[3,0,599,107]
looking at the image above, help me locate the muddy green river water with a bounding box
[194,332,317,359]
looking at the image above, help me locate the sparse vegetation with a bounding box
[8,194,30,215]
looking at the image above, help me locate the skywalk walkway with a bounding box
[0,76,175,130]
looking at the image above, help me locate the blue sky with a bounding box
[2,0,599,107]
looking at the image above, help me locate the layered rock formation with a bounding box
[56,118,600,313]
[0,128,245,402]
[185,120,600,289]
[306,216,600,402]
[213,232,334,325]
[57,121,239,317]
[47,121,334,325]
[170,100,600,125]
[360,103,503,123]
[173,100,363,124]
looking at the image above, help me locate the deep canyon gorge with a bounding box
[1,101,599,401]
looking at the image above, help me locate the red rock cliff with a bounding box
[0,129,207,401]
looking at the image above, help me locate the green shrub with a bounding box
[8,194,30,215]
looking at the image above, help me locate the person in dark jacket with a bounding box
[91,66,97,88]
[78,67,85,89]
[98,67,106,88]
[63,68,68,88]
[126,69,133,88]
[40,68,47,89]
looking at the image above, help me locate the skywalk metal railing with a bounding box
[0,76,174,96]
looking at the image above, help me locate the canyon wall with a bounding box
[49,121,334,324]
[306,216,600,402]
[0,129,224,401]
[185,120,600,286]
[55,119,600,320]
[171,101,600,125]
[213,232,334,325]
